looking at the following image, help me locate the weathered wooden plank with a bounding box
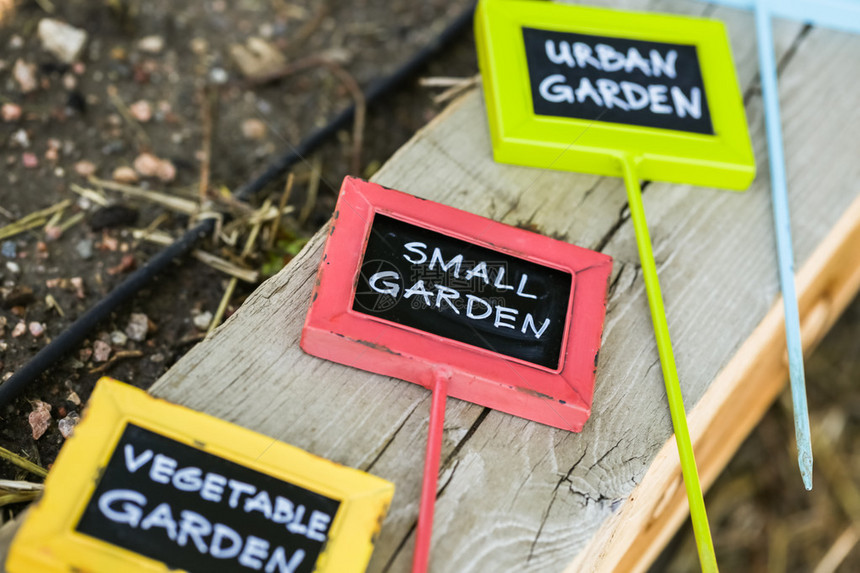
[144,5,838,571]
[112,6,859,573]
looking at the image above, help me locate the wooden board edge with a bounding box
[564,191,860,573]
[0,510,28,571]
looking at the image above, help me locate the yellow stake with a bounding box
[621,157,717,572]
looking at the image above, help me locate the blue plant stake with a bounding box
[698,0,860,490]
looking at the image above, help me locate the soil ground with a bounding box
[1,1,858,571]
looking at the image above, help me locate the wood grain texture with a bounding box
[137,4,858,573]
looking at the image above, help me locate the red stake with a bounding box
[412,371,449,573]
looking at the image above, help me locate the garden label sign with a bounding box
[476,0,754,188]
[7,378,393,573]
[302,177,612,431]
[301,176,612,572]
[476,1,756,571]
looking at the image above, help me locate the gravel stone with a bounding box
[125,312,149,341]
[38,19,88,64]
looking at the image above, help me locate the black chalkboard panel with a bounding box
[522,27,714,135]
[76,424,340,573]
[353,214,572,369]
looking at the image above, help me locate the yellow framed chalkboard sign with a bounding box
[7,378,394,573]
[475,0,755,189]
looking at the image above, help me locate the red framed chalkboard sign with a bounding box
[302,177,612,432]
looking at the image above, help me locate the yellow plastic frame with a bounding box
[475,0,755,189]
[7,378,394,573]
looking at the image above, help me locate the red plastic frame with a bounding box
[301,177,612,431]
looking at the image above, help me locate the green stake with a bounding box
[622,159,718,572]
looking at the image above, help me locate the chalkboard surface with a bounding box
[522,27,714,135]
[353,214,572,369]
[76,424,340,573]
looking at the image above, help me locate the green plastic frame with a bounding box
[475,0,755,189]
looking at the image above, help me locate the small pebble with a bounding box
[75,239,93,261]
[112,166,138,183]
[125,312,149,341]
[11,321,26,338]
[70,276,85,298]
[28,400,52,440]
[190,38,208,55]
[110,46,127,61]
[193,310,213,330]
[38,19,88,63]
[129,100,152,122]
[93,339,111,362]
[241,118,267,140]
[5,261,21,274]
[149,352,164,363]
[22,152,38,168]
[62,72,77,90]
[13,59,37,93]
[138,35,165,54]
[209,67,228,85]
[1,241,15,258]
[133,152,175,182]
[29,322,45,337]
[110,330,128,346]
[133,152,160,176]
[8,35,24,50]
[45,225,62,241]
[1,103,22,122]
[99,235,118,251]
[12,129,30,148]
[74,160,97,177]
[58,412,81,438]
[66,390,81,406]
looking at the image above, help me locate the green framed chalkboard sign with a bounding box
[476,0,755,189]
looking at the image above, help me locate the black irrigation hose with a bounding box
[0,3,477,407]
